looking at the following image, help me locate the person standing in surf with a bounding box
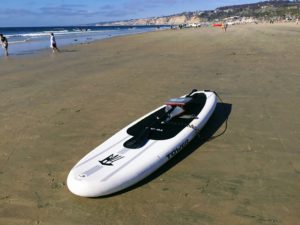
[0,34,9,56]
[50,33,59,53]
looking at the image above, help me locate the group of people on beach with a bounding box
[0,32,59,57]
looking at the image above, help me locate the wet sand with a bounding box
[1,24,300,225]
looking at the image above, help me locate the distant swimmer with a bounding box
[50,33,60,53]
[0,34,9,56]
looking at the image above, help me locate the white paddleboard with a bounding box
[67,90,217,197]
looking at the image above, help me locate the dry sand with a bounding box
[0,24,300,225]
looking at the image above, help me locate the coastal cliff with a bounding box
[96,13,203,26]
[95,1,300,26]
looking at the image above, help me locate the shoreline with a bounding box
[1,22,299,59]
[1,23,300,225]
[0,26,166,58]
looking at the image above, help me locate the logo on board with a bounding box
[166,139,189,159]
[99,154,124,166]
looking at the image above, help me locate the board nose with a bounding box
[67,170,115,197]
[67,171,97,197]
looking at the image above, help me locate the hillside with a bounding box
[95,0,300,26]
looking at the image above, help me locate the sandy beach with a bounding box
[1,24,300,225]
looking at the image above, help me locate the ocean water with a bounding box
[0,25,166,57]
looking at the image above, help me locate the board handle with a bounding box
[186,89,198,97]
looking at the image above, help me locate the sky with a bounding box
[0,0,261,27]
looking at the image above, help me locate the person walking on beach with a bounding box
[222,22,228,32]
[0,34,9,56]
[50,33,59,53]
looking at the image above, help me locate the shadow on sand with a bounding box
[100,102,232,198]
[59,49,78,53]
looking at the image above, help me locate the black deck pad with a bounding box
[125,93,207,144]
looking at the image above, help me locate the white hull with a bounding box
[67,90,217,197]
